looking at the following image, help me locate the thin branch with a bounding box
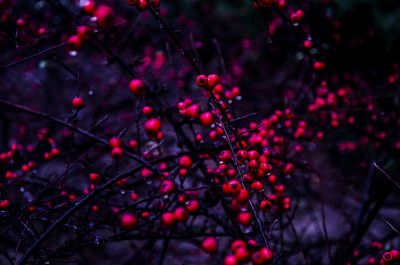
[373,161,400,190]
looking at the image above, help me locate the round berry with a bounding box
[160,180,175,194]
[0,199,10,210]
[142,106,153,116]
[89,172,101,183]
[224,255,237,265]
[207,74,220,89]
[238,212,252,226]
[186,200,200,213]
[129,79,145,96]
[94,5,115,27]
[120,213,138,230]
[72,97,85,109]
[196,75,208,87]
[174,207,189,222]
[201,237,218,254]
[200,112,213,126]
[179,156,193,168]
[111,147,123,160]
[161,212,176,227]
[109,137,122,147]
[144,118,162,135]
[67,35,82,51]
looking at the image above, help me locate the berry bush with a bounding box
[0,0,400,264]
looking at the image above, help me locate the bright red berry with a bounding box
[89,172,101,183]
[235,247,250,262]
[201,237,218,254]
[207,74,220,89]
[223,179,241,196]
[94,5,115,27]
[196,75,208,87]
[160,180,175,194]
[174,207,189,222]
[142,106,153,116]
[129,79,145,96]
[161,212,176,227]
[109,137,122,147]
[185,200,200,213]
[67,35,83,51]
[303,39,313,49]
[111,147,123,159]
[77,26,92,40]
[179,156,193,168]
[0,199,10,210]
[72,97,85,109]
[144,118,162,135]
[120,213,138,230]
[200,112,213,126]
[238,212,252,226]
[224,255,238,265]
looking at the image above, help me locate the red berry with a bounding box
[72,97,85,109]
[283,163,295,174]
[231,239,247,252]
[259,247,273,261]
[0,199,10,210]
[382,252,393,262]
[17,18,25,27]
[89,172,101,183]
[252,250,267,265]
[201,237,218,254]
[248,159,258,169]
[260,199,272,212]
[179,156,193,168]
[109,137,122,147]
[196,75,208,87]
[207,74,220,89]
[129,139,138,149]
[223,179,242,196]
[219,150,232,162]
[94,5,115,27]
[224,255,237,265]
[186,104,200,119]
[200,112,213,126]
[82,0,95,13]
[67,35,83,51]
[130,192,139,201]
[91,205,99,212]
[185,200,200,213]
[235,247,250,262]
[238,212,252,226]
[236,150,248,162]
[142,106,153,116]
[51,148,60,156]
[313,61,325,71]
[303,39,313,49]
[235,189,249,203]
[291,9,304,23]
[111,147,123,159]
[77,26,92,40]
[129,79,145,96]
[160,180,175,194]
[136,0,148,11]
[251,181,264,191]
[161,212,176,226]
[174,207,189,222]
[144,118,162,135]
[120,213,138,230]
[248,150,260,160]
